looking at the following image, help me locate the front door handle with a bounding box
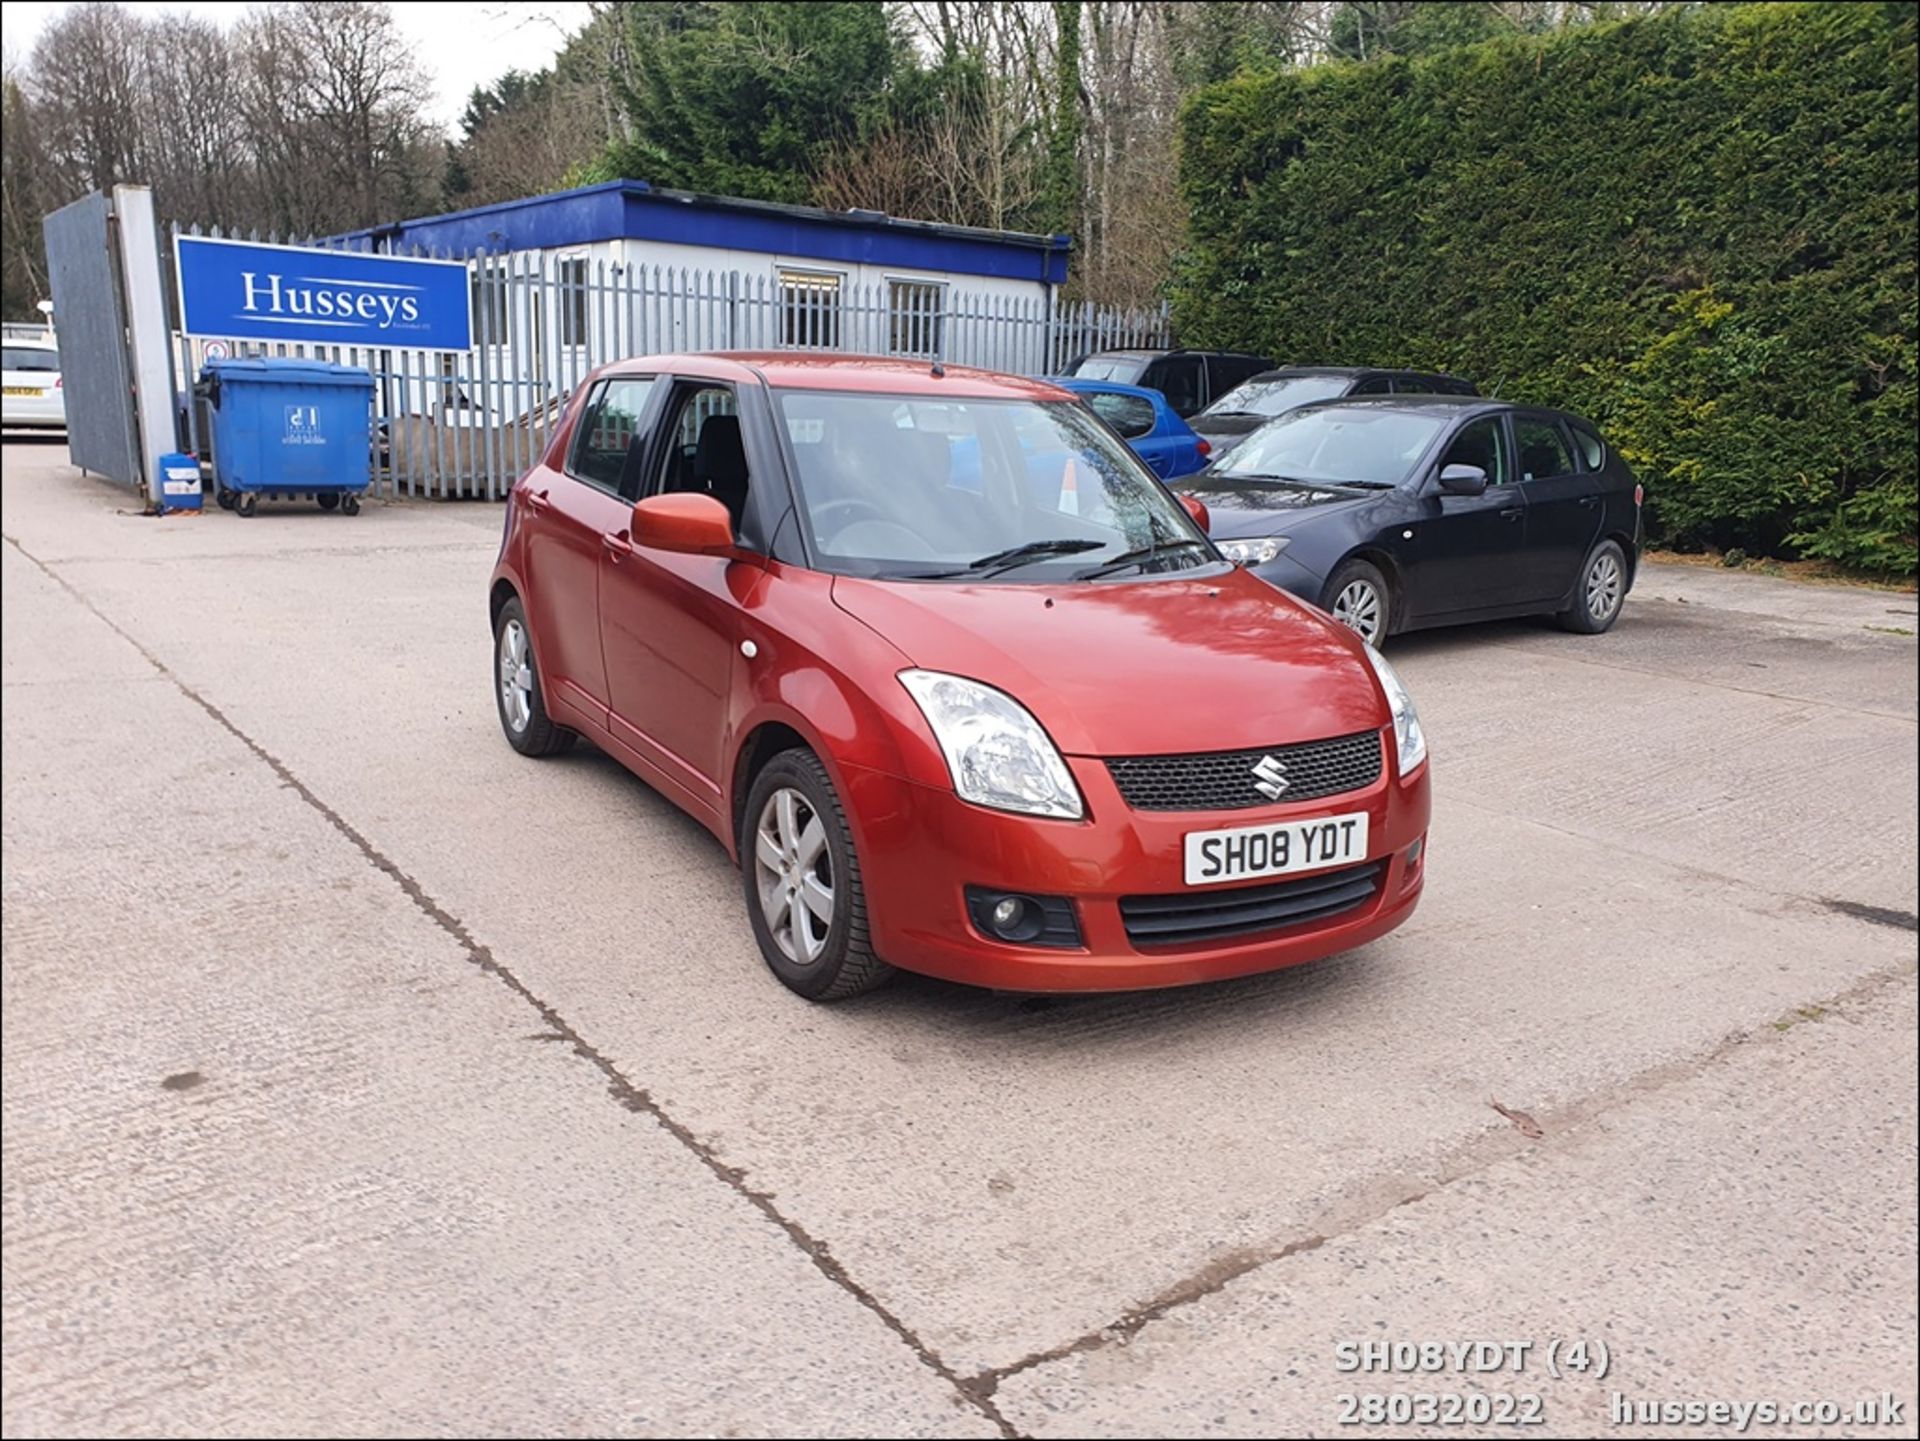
[523,488,551,513]
[1578,494,1601,509]
[603,530,631,563]
[1500,507,1524,522]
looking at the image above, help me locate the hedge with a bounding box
[1173,2,1918,576]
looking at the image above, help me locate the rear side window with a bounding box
[1086,391,1156,440]
[1349,375,1393,396]
[1515,417,1576,482]
[3,346,58,372]
[570,376,657,491]
[1569,421,1607,471]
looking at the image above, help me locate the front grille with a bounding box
[1120,861,1383,949]
[1106,731,1383,812]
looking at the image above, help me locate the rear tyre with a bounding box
[317,492,341,512]
[742,749,893,1002]
[1558,539,1627,634]
[234,492,257,518]
[1323,558,1392,647]
[216,488,236,511]
[492,595,575,757]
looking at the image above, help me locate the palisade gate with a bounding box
[167,223,1172,501]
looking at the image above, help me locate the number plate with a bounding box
[3,387,38,397]
[1184,811,1369,886]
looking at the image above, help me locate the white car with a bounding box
[2,342,65,431]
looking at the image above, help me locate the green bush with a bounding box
[1174,2,1918,576]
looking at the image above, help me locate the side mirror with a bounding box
[632,493,735,555]
[1178,492,1210,533]
[1437,463,1488,496]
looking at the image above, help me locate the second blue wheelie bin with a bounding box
[198,358,376,517]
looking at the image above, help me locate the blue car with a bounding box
[1049,377,1212,480]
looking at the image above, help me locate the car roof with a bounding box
[1082,348,1268,361]
[1047,376,1167,403]
[602,351,1071,401]
[1295,394,1596,425]
[1246,365,1465,381]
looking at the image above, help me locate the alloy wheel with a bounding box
[754,787,834,965]
[498,619,533,733]
[1332,579,1384,644]
[1586,551,1623,623]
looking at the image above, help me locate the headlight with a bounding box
[1216,536,1289,566]
[899,670,1084,819]
[1362,645,1428,776]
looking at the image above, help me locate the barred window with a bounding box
[888,280,944,358]
[780,269,842,349]
[559,256,589,347]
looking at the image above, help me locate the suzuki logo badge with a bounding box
[1251,754,1290,800]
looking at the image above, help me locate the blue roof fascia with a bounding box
[324,181,1070,285]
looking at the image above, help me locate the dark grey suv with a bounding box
[1066,349,1273,418]
[1192,366,1479,457]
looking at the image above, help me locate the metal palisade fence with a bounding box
[166,223,1171,501]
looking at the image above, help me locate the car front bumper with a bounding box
[841,731,1429,992]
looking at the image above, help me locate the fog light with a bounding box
[1406,836,1425,871]
[965,887,1083,948]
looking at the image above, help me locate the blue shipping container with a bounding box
[200,358,375,517]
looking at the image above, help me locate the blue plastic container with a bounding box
[157,451,202,512]
[199,358,375,517]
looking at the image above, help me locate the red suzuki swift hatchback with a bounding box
[490,354,1430,1000]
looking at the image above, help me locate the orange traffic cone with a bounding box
[1059,456,1081,516]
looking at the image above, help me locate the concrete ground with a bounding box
[2,439,1915,1438]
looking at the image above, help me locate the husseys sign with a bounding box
[174,236,472,352]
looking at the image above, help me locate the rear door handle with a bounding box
[1500,507,1524,522]
[1578,495,1601,509]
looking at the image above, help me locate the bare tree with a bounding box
[26,3,145,195]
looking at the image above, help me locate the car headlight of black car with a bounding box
[1216,536,1290,566]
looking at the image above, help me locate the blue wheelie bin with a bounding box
[198,358,376,517]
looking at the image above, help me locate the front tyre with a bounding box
[1323,558,1392,647]
[742,750,893,1002]
[1558,539,1627,634]
[493,596,575,757]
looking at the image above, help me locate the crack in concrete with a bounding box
[967,961,1917,1397]
[5,533,1018,1441]
[1821,898,1920,932]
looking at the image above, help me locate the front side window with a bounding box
[571,376,657,491]
[1515,417,1576,482]
[1200,373,1349,420]
[1086,391,1156,439]
[776,390,1211,581]
[1214,406,1448,488]
[780,269,842,349]
[1439,417,1512,487]
[1148,356,1202,415]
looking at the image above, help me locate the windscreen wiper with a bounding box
[1076,538,1214,580]
[890,537,1107,581]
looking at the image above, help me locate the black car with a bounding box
[1190,366,1479,458]
[1177,396,1642,646]
[1066,348,1273,419]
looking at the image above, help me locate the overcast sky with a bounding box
[0,0,595,130]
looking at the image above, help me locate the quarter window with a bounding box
[1086,391,1156,439]
[570,377,657,491]
[780,268,842,349]
[1514,417,1576,482]
[1570,422,1607,471]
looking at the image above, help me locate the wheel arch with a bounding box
[1325,545,1406,632]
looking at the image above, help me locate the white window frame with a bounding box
[557,250,591,350]
[778,266,845,350]
[885,275,947,359]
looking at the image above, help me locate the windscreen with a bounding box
[1214,407,1448,488]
